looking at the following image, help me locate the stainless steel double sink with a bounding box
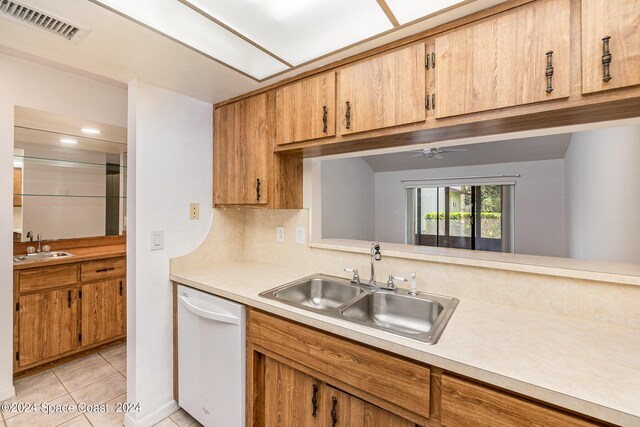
[260,274,459,345]
[13,251,73,263]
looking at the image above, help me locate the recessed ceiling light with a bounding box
[81,128,101,134]
[60,138,78,144]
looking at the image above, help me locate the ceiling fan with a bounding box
[410,147,467,160]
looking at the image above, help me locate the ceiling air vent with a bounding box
[0,0,89,42]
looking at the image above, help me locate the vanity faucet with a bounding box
[369,242,382,287]
[26,230,33,242]
[36,234,42,253]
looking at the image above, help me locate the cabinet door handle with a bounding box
[119,281,123,296]
[602,36,612,82]
[545,50,554,93]
[311,384,318,417]
[322,106,328,133]
[256,178,261,201]
[432,93,436,111]
[345,101,351,130]
[68,290,72,308]
[331,396,337,427]
[96,267,115,273]
[431,52,436,68]
[426,94,430,110]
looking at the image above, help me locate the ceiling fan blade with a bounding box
[441,148,468,152]
[435,153,444,160]
[410,154,424,158]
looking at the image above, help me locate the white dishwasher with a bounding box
[177,285,246,427]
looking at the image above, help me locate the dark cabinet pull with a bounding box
[311,384,318,417]
[432,52,436,68]
[345,101,351,130]
[545,50,554,93]
[426,53,430,70]
[256,178,261,201]
[602,36,612,82]
[432,93,435,111]
[322,106,328,133]
[96,267,115,273]
[330,396,337,427]
[119,281,123,296]
[68,290,72,308]
[426,94,430,110]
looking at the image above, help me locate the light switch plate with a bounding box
[296,226,305,244]
[150,230,164,251]
[190,202,200,220]
[276,226,285,243]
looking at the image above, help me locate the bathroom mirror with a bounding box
[319,121,640,266]
[13,107,127,242]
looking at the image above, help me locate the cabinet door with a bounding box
[323,385,414,427]
[435,0,571,118]
[276,72,336,145]
[264,358,323,427]
[13,167,22,207]
[213,93,270,205]
[339,43,426,135]
[18,287,80,366]
[81,278,126,347]
[582,0,640,94]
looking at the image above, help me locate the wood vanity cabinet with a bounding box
[214,93,271,206]
[338,43,426,135]
[275,72,336,145]
[17,286,80,367]
[14,256,126,373]
[434,0,571,118]
[13,167,22,207]
[581,0,640,94]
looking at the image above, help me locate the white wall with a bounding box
[565,125,640,263]
[374,160,567,257]
[321,157,375,240]
[126,81,213,427]
[19,143,107,240]
[0,53,127,401]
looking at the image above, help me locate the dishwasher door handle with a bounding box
[178,295,240,325]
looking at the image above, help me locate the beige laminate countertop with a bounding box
[171,262,640,426]
[13,244,126,270]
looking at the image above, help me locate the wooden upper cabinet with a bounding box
[18,287,80,367]
[275,72,336,145]
[581,0,640,94]
[435,0,571,118]
[338,43,426,135]
[13,167,22,207]
[214,93,271,205]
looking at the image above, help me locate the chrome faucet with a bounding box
[369,242,382,286]
[36,234,42,253]
[26,231,33,242]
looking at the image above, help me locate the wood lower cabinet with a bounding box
[17,287,80,367]
[275,72,336,145]
[435,0,571,118]
[581,0,640,94]
[338,43,426,135]
[81,278,126,347]
[14,256,126,373]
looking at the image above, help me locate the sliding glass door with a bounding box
[407,184,514,253]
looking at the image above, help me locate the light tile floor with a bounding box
[0,344,202,427]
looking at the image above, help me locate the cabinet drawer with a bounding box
[81,257,126,282]
[249,309,430,423]
[19,264,78,293]
[441,374,598,427]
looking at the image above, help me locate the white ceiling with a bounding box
[0,0,506,103]
[361,134,574,172]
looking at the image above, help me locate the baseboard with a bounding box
[124,399,179,427]
[0,385,16,402]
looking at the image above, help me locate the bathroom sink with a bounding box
[13,251,74,263]
[265,276,364,311]
[341,291,457,341]
[260,274,458,344]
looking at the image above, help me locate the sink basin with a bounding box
[269,276,364,310]
[260,274,458,344]
[341,291,456,341]
[13,251,74,263]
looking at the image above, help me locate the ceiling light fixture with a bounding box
[81,127,101,134]
[60,138,78,144]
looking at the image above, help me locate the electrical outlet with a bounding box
[189,202,200,220]
[276,226,285,243]
[296,226,306,244]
